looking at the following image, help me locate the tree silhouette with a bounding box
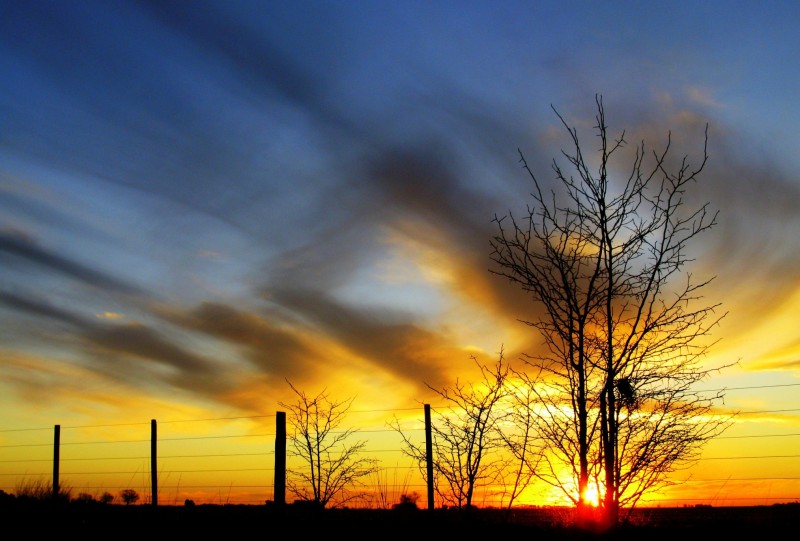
[498,369,546,515]
[490,95,733,527]
[119,489,139,506]
[394,349,512,511]
[279,380,378,508]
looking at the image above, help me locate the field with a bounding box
[1,501,797,539]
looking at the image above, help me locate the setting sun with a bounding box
[581,485,600,508]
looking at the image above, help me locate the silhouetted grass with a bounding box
[12,476,72,502]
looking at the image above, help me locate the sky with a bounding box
[1,0,799,506]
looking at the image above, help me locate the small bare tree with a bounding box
[395,349,511,511]
[279,380,378,508]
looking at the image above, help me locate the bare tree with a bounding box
[490,95,733,527]
[394,349,511,511]
[279,380,378,508]
[497,369,546,516]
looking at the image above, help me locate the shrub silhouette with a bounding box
[120,489,139,505]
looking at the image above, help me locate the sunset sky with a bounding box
[1,1,799,506]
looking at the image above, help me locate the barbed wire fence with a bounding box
[0,404,432,508]
[1,385,799,508]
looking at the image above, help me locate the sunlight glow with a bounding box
[581,484,600,507]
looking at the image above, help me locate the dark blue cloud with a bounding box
[0,231,141,295]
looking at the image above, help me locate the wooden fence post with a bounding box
[275,411,286,506]
[151,419,158,506]
[52,424,60,501]
[424,404,434,510]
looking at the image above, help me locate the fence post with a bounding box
[424,404,434,511]
[52,424,60,501]
[151,419,158,507]
[275,411,286,506]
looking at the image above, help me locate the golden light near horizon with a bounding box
[1,386,798,508]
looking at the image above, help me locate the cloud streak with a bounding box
[0,231,141,295]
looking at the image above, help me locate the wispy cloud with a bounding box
[0,231,141,295]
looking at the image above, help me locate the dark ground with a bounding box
[1,500,797,539]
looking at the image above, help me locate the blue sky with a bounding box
[1,0,800,426]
